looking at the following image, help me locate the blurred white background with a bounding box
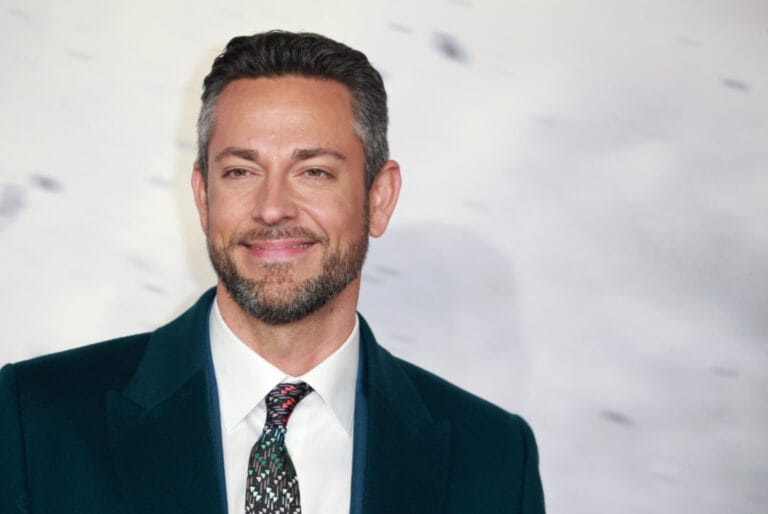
[1,0,767,512]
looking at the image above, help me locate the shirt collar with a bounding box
[209,296,359,436]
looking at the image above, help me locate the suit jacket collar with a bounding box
[103,289,451,514]
[105,288,227,514]
[356,317,452,514]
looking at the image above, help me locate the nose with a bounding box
[251,174,298,226]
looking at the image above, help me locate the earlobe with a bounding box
[368,160,402,238]
[191,162,209,235]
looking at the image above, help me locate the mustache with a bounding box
[233,226,325,245]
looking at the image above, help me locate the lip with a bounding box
[241,239,317,259]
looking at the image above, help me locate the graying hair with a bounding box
[196,31,389,189]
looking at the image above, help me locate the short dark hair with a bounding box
[197,30,389,189]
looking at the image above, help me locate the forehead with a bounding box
[213,76,356,134]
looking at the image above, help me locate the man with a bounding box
[0,31,544,514]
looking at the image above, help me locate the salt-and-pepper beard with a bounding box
[207,219,369,325]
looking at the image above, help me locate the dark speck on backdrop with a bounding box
[463,200,489,212]
[67,50,94,62]
[0,185,26,227]
[6,8,35,23]
[30,175,63,192]
[721,78,750,92]
[143,283,165,295]
[674,35,701,47]
[600,409,634,427]
[709,366,740,379]
[175,139,196,150]
[374,266,401,277]
[148,176,173,188]
[388,22,412,34]
[433,32,470,63]
[126,254,155,272]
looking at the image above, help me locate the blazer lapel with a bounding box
[357,318,452,514]
[105,290,226,514]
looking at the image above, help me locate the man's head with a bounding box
[197,30,389,189]
[191,32,400,326]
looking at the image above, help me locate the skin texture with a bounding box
[192,76,401,376]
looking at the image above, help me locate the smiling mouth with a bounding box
[243,240,315,249]
[240,239,317,259]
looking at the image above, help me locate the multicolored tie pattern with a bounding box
[245,382,314,514]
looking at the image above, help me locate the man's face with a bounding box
[193,76,372,324]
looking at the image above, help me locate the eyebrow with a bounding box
[213,147,260,163]
[213,146,347,164]
[292,147,346,161]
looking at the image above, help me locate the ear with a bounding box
[368,160,401,238]
[191,161,209,236]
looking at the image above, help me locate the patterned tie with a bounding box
[245,382,314,514]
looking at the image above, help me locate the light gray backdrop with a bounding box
[1,1,766,512]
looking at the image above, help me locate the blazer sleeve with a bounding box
[519,417,546,514]
[0,364,30,513]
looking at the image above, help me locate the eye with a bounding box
[224,168,250,178]
[304,168,331,179]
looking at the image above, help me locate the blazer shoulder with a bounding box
[8,332,151,399]
[393,355,535,435]
[392,356,545,512]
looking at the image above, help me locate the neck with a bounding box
[214,279,360,376]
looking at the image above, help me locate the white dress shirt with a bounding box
[209,298,358,514]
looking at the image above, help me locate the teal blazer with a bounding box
[0,289,544,513]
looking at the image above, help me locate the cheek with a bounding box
[322,199,366,239]
[205,193,251,236]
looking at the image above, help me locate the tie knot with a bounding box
[264,381,313,429]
